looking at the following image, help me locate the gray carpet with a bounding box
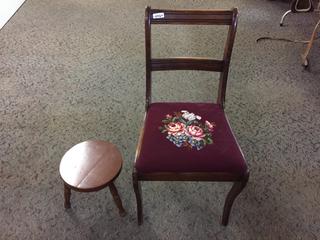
[1,0,319,239]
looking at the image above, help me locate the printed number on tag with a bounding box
[153,12,165,19]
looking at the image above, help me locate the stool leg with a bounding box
[108,182,126,217]
[64,183,71,209]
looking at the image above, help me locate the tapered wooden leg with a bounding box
[108,182,126,217]
[222,174,249,226]
[64,183,71,209]
[301,18,320,67]
[133,172,143,225]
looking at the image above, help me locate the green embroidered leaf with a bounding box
[162,119,170,124]
[206,137,213,144]
[159,126,166,132]
[180,119,187,125]
[186,120,195,125]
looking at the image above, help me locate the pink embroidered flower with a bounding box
[166,122,185,135]
[205,121,216,131]
[159,110,216,150]
[185,125,205,140]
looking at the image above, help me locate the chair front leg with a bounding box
[222,174,249,226]
[132,172,143,225]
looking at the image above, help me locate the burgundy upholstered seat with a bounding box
[135,102,247,175]
[133,7,249,226]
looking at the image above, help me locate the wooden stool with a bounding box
[59,140,126,217]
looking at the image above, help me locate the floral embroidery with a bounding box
[159,110,216,150]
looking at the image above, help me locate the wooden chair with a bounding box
[133,6,249,226]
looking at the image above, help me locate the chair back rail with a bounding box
[145,6,238,110]
[151,58,224,72]
[149,9,234,25]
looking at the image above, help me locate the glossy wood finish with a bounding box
[109,182,126,217]
[60,140,126,216]
[149,8,235,25]
[222,174,249,225]
[134,6,249,226]
[64,183,71,209]
[151,58,224,72]
[144,6,238,111]
[60,140,122,190]
[133,168,249,225]
[135,171,245,182]
[217,9,238,109]
[132,171,143,224]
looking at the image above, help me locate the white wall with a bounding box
[0,0,25,29]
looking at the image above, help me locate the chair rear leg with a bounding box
[133,172,143,225]
[222,174,249,226]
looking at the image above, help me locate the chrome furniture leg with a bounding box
[280,10,292,26]
[280,0,314,27]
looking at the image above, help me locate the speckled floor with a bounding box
[1,0,319,239]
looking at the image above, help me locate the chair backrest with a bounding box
[145,6,238,110]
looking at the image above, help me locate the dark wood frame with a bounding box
[63,166,126,217]
[133,6,249,226]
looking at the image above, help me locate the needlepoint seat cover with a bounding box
[135,102,247,175]
[133,7,249,226]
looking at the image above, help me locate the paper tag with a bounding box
[153,12,165,19]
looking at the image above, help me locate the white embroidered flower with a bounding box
[181,111,201,121]
[182,112,196,121]
[182,111,190,119]
[187,114,196,121]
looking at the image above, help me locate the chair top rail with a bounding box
[148,8,236,25]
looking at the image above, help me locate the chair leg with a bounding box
[64,183,71,209]
[301,18,320,67]
[280,10,291,26]
[133,172,143,225]
[108,182,126,217]
[221,174,249,226]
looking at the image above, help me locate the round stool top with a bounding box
[59,140,122,190]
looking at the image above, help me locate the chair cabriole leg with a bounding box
[221,174,249,226]
[133,172,143,225]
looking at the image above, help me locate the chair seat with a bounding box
[135,102,248,175]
